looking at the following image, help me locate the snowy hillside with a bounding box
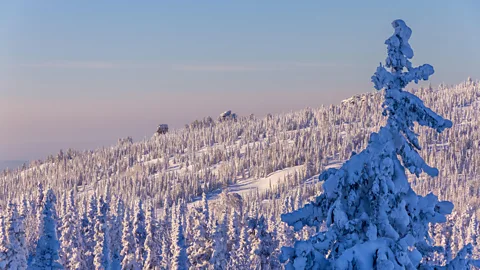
[0,78,479,268]
[2,79,479,210]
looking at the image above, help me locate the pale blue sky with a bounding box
[1,1,479,161]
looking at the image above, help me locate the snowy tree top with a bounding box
[371,19,452,177]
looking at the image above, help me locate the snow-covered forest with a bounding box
[1,21,480,269]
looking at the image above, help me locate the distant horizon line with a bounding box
[2,77,477,169]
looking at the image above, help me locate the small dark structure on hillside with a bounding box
[156,124,169,135]
[219,110,237,121]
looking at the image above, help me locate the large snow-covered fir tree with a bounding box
[280,20,478,269]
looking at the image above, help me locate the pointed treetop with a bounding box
[371,19,452,177]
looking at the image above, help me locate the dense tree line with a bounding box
[1,78,478,213]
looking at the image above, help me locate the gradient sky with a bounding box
[1,1,479,161]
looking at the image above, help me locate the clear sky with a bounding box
[1,1,479,161]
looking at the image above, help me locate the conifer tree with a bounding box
[111,198,125,269]
[210,217,228,270]
[249,216,277,270]
[468,212,478,253]
[133,200,146,261]
[93,195,111,270]
[452,226,461,258]
[171,209,188,270]
[29,182,45,259]
[161,201,176,269]
[279,196,295,248]
[85,193,98,268]
[121,209,141,270]
[36,183,45,222]
[443,233,453,264]
[227,208,240,253]
[280,20,477,269]
[59,190,86,269]
[160,233,171,270]
[143,203,160,269]
[0,214,7,269]
[70,246,85,270]
[202,192,210,225]
[19,196,29,221]
[4,202,28,270]
[229,225,249,269]
[32,189,63,269]
[134,245,144,270]
[187,207,211,269]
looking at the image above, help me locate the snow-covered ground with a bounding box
[228,165,303,195]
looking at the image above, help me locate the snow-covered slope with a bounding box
[1,80,479,211]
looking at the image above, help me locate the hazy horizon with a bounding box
[1,1,479,161]
[1,87,359,161]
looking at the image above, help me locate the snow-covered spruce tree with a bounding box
[133,199,146,262]
[0,214,7,269]
[31,188,63,269]
[93,195,112,270]
[451,227,461,259]
[4,202,28,270]
[160,232,171,270]
[171,208,188,270]
[19,195,35,260]
[59,190,86,269]
[280,20,477,269]
[280,196,295,248]
[249,216,278,270]
[468,212,478,254]
[202,192,210,226]
[229,225,249,269]
[160,198,173,269]
[29,182,45,259]
[143,203,160,269]
[35,183,44,222]
[85,193,98,268]
[121,209,141,270]
[210,217,228,269]
[179,200,187,236]
[442,233,452,264]
[19,196,29,222]
[187,207,212,269]
[111,197,125,269]
[460,207,473,248]
[227,208,240,253]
